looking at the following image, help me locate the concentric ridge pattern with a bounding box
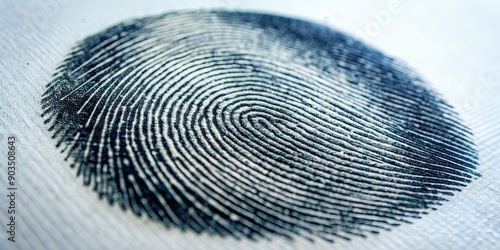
[41,11,480,242]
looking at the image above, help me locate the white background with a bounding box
[0,0,499,249]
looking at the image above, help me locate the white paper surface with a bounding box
[0,0,498,249]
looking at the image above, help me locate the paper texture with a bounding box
[0,1,498,249]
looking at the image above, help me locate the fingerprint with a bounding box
[41,11,480,242]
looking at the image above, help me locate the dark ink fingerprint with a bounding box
[41,11,480,242]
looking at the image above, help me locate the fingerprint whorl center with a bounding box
[41,11,479,242]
